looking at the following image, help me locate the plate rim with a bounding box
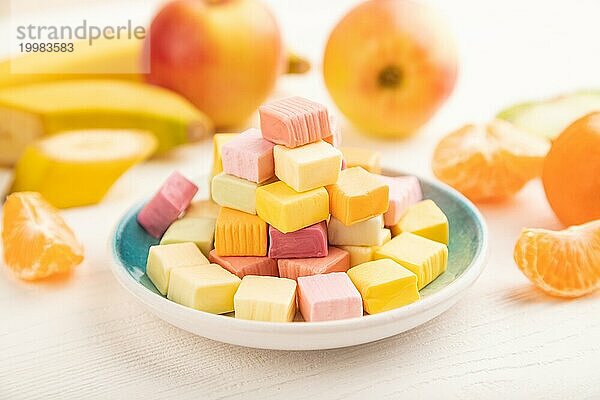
[108,170,489,335]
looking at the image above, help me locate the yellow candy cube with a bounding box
[211,173,275,215]
[211,133,238,177]
[184,199,221,220]
[214,207,268,256]
[146,242,210,295]
[375,232,448,289]
[167,264,241,314]
[337,228,390,267]
[274,141,342,192]
[347,258,419,314]
[234,276,297,322]
[337,245,376,267]
[340,147,382,174]
[160,217,216,257]
[326,167,389,225]
[256,181,329,233]
[328,215,390,246]
[391,199,449,244]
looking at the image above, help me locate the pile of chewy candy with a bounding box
[137,97,450,322]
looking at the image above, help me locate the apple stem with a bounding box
[378,66,403,89]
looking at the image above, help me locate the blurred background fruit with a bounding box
[0,168,12,199]
[498,91,600,141]
[340,147,381,174]
[323,0,458,138]
[2,192,84,280]
[12,130,157,208]
[514,220,600,298]
[285,50,311,75]
[145,0,283,128]
[432,119,550,202]
[0,79,212,165]
[0,38,144,88]
[542,112,600,226]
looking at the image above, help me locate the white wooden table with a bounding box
[1,1,599,398]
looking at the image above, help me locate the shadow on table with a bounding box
[502,283,600,304]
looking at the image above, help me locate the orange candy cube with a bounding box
[214,207,268,256]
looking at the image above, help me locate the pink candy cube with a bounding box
[278,247,350,281]
[268,221,328,259]
[378,175,423,227]
[221,129,275,183]
[208,250,278,278]
[259,97,331,148]
[137,172,198,238]
[298,272,363,322]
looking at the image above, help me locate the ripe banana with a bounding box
[13,130,157,208]
[0,79,213,165]
[0,40,310,89]
[0,38,143,88]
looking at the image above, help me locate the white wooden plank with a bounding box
[1,0,600,398]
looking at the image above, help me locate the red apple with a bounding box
[323,0,458,138]
[146,0,283,128]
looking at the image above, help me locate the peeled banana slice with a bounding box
[13,130,157,208]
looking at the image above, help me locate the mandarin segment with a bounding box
[514,220,600,298]
[432,119,550,202]
[2,192,84,280]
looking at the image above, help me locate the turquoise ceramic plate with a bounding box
[110,170,488,350]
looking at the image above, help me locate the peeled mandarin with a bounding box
[2,192,84,280]
[432,119,550,202]
[514,220,600,298]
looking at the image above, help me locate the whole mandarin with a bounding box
[542,112,600,226]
